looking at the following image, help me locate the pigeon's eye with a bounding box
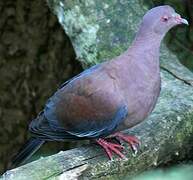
[161,16,169,22]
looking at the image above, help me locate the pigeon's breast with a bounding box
[124,73,161,129]
[114,58,161,130]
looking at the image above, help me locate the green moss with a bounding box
[53,4,99,67]
[48,0,151,67]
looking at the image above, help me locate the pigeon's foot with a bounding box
[95,138,125,159]
[110,132,140,155]
[95,133,140,159]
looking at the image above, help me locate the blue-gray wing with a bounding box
[30,63,128,140]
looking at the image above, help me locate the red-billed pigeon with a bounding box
[11,5,188,166]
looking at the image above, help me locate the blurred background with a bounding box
[0,0,192,175]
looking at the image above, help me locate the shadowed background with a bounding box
[0,0,82,172]
[0,0,192,174]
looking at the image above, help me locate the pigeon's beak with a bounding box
[172,13,189,25]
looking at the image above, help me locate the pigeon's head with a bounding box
[141,5,188,36]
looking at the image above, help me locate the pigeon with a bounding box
[11,5,188,167]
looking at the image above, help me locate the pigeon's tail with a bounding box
[11,138,45,168]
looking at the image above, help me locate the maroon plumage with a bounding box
[11,5,188,166]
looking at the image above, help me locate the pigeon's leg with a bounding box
[109,132,140,154]
[95,138,125,159]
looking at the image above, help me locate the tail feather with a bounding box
[11,138,45,168]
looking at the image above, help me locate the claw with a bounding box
[131,144,138,156]
[96,138,125,159]
[110,132,140,155]
[96,133,140,159]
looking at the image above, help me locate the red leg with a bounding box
[110,132,140,154]
[95,138,125,159]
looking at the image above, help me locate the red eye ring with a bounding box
[161,16,169,22]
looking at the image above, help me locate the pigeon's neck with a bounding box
[132,32,163,53]
[127,31,164,75]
